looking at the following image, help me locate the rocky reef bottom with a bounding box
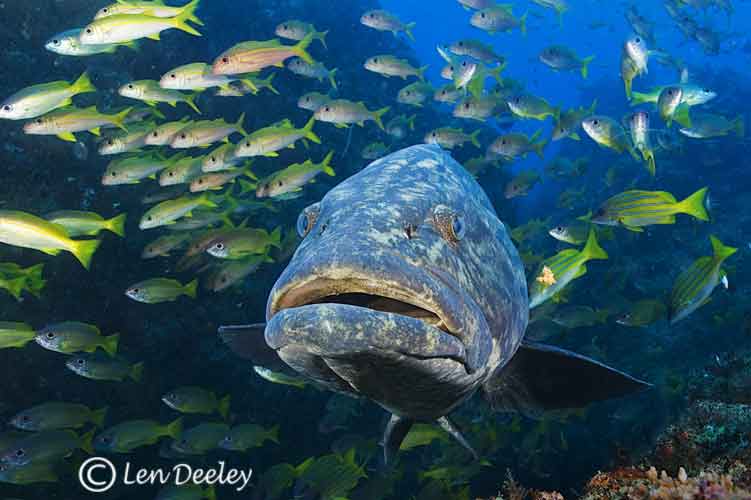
[479,400,751,500]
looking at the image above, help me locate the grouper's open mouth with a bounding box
[264,254,492,387]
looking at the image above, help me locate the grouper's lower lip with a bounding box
[265,303,468,365]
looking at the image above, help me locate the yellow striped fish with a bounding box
[591,187,709,231]
[670,236,736,324]
[529,229,608,308]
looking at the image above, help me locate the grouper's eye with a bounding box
[297,202,320,238]
[432,205,465,244]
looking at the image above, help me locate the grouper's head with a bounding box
[265,145,528,420]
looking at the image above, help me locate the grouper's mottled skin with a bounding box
[264,144,528,420]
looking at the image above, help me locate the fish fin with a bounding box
[218,323,293,372]
[624,77,633,100]
[129,362,144,382]
[328,68,338,90]
[417,65,429,82]
[269,226,282,249]
[90,127,101,137]
[677,187,709,221]
[91,407,108,428]
[112,107,132,131]
[2,276,26,300]
[57,132,77,142]
[372,106,390,131]
[263,73,280,95]
[292,32,315,65]
[383,414,414,466]
[147,33,161,41]
[237,178,256,195]
[182,0,204,26]
[469,129,481,148]
[580,55,595,79]
[534,139,546,159]
[166,417,183,439]
[70,239,102,270]
[321,150,335,176]
[733,115,745,137]
[404,22,416,41]
[183,278,198,299]
[482,341,650,418]
[235,111,247,136]
[172,0,202,36]
[710,235,737,260]
[316,29,329,49]
[644,150,656,176]
[106,213,127,237]
[581,229,608,261]
[407,114,417,131]
[268,424,280,444]
[629,91,651,106]
[301,115,320,144]
[569,132,580,141]
[72,71,96,95]
[264,151,279,157]
[520,11,528,36]
[102,333,120,357]
[242,162,257,180]
[184,93,201,114]
[673,103,692,129]
[437,416,479,460]
[79,428,95,455]
[238,77,258,93]
[218,394,231,420]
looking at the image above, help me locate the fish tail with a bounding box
[405,22,416,41]
[122,40,140,51]
[629,91,650,106]
[237,178,257,195]
[673,103,692,129]
[218,394,231,420]
[328,68,338,90]
[182,0,204,25]
[185,92,201,114]
[316,30,329,49]
[166,417,183,439]
[91,406,108,428]
[112,107,132,131]
[72,71,96,95]
[242,161,258,180]
[372,106,391,131]
[588,98,598,114]
[106,213,127,237]
[199,193,219,208]
[173,0,203,36]
[580,55,595,79]
[129,361,144,382]
[469,129,481,148]
[269,424,281,444]
[534,139,546,159]
[102,333,120,357]
[70,239,101,270]
[520,11,528,37]
[321,150,336,176]
[269,226,282,249]
[733,115,744,137]
[581,229,608,261]
[183,278,198,299]
[624,77,632,100]
[3,277,26,301]
[677,187,709,221]
[406,114,417,131]
[417,65,429,82]
[301,115,320,144]
[204,486,217,500]
[235,111,247,136]
[710,235,738,261]
[79,428,96,455]
[644,150,656,176]
[263,73,280,95]
[293,33,315,65]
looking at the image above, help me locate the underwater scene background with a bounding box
[0,0,750,498]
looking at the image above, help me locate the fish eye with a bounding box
[46,332,55,339]
[15,449,24,457]
[501,139,507,145]
[462,61,467,67]
[2,105,11,112]
[180,133,186,139]
[21,415,30,421]
[127,84,133,89]
[170,74,176,79]
[85,28,92,34]
[111,171,117,176]
[373,58,378,63]
[297,203,320,238]
[146,217,152,221]
[480,12,486,18]
[198,179,203,184]
[464,103,470,109]
[324,106,330,112]
[52,39,60,45]
[449,65,454,71]
[635,37,641,43]
[431,132,437,137]
[168,172,174,176]
[433,205,465,243]
[458,41,464,46]
[222,57,229,64]
[220,276,227,283]
[107,139,114,145]
[215,243,224,250]
[102,8,108,12]
[35,118,43,124]
[283,24,288,29]
[76,358,84,365]
[556,226,563,232]
[210,156,216,162]
[592,119,599,125]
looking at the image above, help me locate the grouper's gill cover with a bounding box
[265,144,529,418]
[221,144,649,463]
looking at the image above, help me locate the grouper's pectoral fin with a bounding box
[482,341,651,418]
[382,414,478,466]
[217,322,291,373]
[383,414,413,466]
